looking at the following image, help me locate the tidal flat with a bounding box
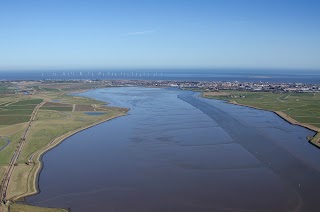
[27,87,320,212]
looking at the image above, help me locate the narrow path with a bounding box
[0,101,46,209]
[277,96,285,102]
[4,101,19,107]
[72,104,76,112]
[284,93,291,99]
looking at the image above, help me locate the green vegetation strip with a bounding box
[0,116,30,125]
[1,105,37,109]
[41,107,73,111]
[0,110,33,115]
[10,99,43,106]
[310,133,320,147]
[10,203,66,212]
[41,87,60,92]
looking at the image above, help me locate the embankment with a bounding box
[11,112,128,202]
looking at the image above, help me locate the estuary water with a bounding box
[27,87,320,212]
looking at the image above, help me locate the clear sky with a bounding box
[0,0,320,71]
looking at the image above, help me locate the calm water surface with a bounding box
[27,87,320,212]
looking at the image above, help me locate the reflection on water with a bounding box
[27,87,320,212]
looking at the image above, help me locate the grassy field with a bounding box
[10,204,66,212]
[0,81,128,212]
[1,105,39,110]
[9,99,43,106]
[0,98,43,126]
[0,137,7,149]
[40,107,73,111]
[0,127,26,165]
[0,110,33,116]
[202,90,320,147]
[0,116,31,125]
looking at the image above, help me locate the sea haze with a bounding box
[1,69,320,84]
[27,87,320,212]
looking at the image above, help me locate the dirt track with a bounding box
[0,101,46,211]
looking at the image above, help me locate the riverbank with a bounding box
[12,112,128,202]
[201,92,320,148]
[0,83,129,212]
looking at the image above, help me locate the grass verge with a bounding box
[10,203,67,212]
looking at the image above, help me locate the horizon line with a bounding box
[0,67,320,72]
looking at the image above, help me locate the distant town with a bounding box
[1,79,320,95]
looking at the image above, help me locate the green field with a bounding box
[10,204,66,212]
[0,137,8,149]
[0,98,43,125]
[0,130,24,165]
[0,116,31,125]
[0,105,39,110]
[10,99,43,106]
[0,109,33,115]
[26,85,60,92]
[55,94,103,105]
[202,91,320,128]
[41,106,73,111]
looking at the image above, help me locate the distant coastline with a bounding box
[1,69,320,84]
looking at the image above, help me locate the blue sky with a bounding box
[0,0,320,71]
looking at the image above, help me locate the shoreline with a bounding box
[11,112,128,202]
[226,100,320,148]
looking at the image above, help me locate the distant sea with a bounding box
[0,69,320,84]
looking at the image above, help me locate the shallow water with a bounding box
[27,87,320,212]
[84,112,106,116]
